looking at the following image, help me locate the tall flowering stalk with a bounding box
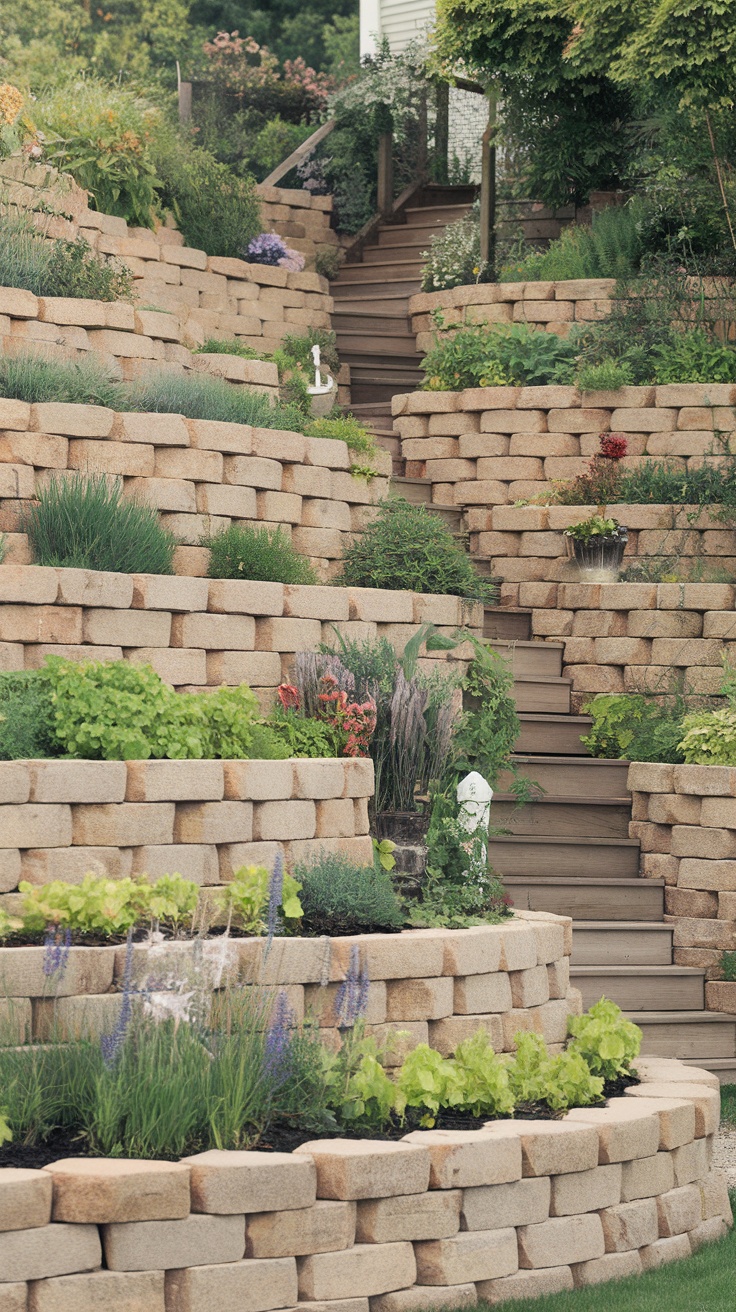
[43,927,71,982]
[264,989,295,1087]
[100,929,135,1068]
[335,945,370,1030]
[265,852,284,954]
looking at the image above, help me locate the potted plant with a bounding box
[564,514,629,576]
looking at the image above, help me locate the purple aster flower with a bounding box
[245,232,289,266]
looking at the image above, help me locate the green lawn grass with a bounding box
[721,1084,736,1126]
[467,1197,735,1312]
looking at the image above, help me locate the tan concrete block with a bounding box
[453,973,512,1014]
[0,804,72,851]
[174,801,252,845]
[427,1014,502,1055]
[83,608,171,647]
[32,402,113,438]
[27,1269,164,1312]
[621,1152,675,1201]
[0,566,58,606]
[0,396,31,429]
[0,1169,52,1232]
[207,579,284,616]
[415,1229,518,1285]
[518,1213,605,1269]
[44,1158,190,1223]
[131,574,208,612]
[476,1267,573,1303]
[0,605,82,645]
[256,617,322,651]
[284,585,349,621]
[442,927,503,977]
[184,1149,316,1214]
[484,1121,599,1177]
[461,1177,549,1232]
[0,763,30,803]
[223,454,282,489]
[171,612,256,650]
[293,1141,430,1201]
[403,1127,521,1191]
[223,760,294,802]
[131,844,218,885]
[572,1250,642,1286]
[624,1083,718,1138]
[656,1183,703,1236]
[20,846,131,886]
[103,1212,245,1271]
[305,980,386,1028]
[164,1257,296,1312]
[294,1300,368,1312]
[71,803,174,847]
[356,1192,461,1244]
[565,1099,661,1162]
[509,965,550,1008]
[550,1164,621,1216]
[688,1216,729,1250]
[125,760,223,803]
[600,1197,659,1251]
[127,647,207,687]
[328,932,444,983]
[27,760,126,805]
[246,1200,355,1258]
[698,1168,732,1221]
[298,1244,416,1300]
[292,759,346,801]
[252,800,315,841]
[671,1138,710,1188]
[370,1286,475,1312]
[315,798,355,838]
[499,924,539,971]
[206,650,281,687]
[385,977,454,1023]
[0,1224,101,1282]
[640,1232,692,1268]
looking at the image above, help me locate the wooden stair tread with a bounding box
[494,792,630,807]
[495,835,640,849]
[626,1010,736,1023]
[507,877,664,888]
[572,965,702,976]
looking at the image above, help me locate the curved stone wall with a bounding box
[0,1059,731,1310]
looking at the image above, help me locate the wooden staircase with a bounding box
[485,611,736,1080]
[333,185,476,406]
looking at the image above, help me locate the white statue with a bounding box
[457,771,493,882]
[307,343,334,397]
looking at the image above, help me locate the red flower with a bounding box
[599,433,627,461]
[277,683,300,711]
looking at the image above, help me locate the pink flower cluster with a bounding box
[202,31,333,111]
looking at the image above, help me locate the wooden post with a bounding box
[178,81,192,125]
[479,87,498,275]
[435,82,449,185]
[417,87,429,184]
[377,130,394,217]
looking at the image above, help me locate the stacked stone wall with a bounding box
[408,281,617,354]
[0,1059,730,1310]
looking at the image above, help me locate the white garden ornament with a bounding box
[457,770,493,881]
[307,343,334,397]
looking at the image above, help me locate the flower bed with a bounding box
[0,1058,730,1308]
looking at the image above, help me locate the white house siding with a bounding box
[361,0,436,56]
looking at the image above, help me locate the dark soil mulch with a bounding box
[0,1074,640,1167]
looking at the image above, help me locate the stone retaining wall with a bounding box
[392,384,736,584]
[408,280,617,352]
[0,401,391,577]
[0,1059,730,1310]
[628,763,736,1009]
[0,565,481,698]
[0,914,576,1055]
[502,580,736,704]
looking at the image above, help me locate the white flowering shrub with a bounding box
[420,210,491,292]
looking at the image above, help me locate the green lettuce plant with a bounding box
[508,1032,604,1111]
[18,873,200,937]
[215,865,303,935]
[567,998,642,1079]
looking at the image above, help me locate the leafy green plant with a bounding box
[396,1044,462,1125]
[19,872,199,937]
[582,693,688,764]
[268,705,341,758]
[194,339,260,359]
[151,130,262,257]
[414,805,510,928]
[0,671,55,761]
[678,706,736,765]
[0,215,133,301]
[296,850,403,936]
[0,353,123,408]
[577,360,634,392]
[306,414,377,460]
[0,1112,10,1146]
[23,475,176,575]
[420,207,491,293]
[205,524,318,586]
[501,203,645,282]
[652,328,736,384]
[215,864,303,934]
[567,998,642,1080]
[421,318,578,391]
[337,498,495,604]
[315,249,342,280]
[721,951,736,982]
[373,838,396,872]
[564,514,621,541]
[323,1022,398,1129]
[508,1032,605,1111]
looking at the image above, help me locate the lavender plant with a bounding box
[335,944,370,1030]
[42,927,71,983]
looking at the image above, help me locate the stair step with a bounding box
[391,476,433,504]
[505,877,664,921]
[333,312,412,334]
[492,796,632,840]
[377,224,452,246]
[484,609,532,641]
[404,204,474,223]
[490,834,639,879]
[363,243,431,263]
[511,675,571,714]
[336,332,422,357]
[486,639,563,679]
[501,755,630,799]
[332,279,421,297]
[334,299,411,317]
[571,966,705,1012]
[335,260,424,282]
[516,713,592,756]
[683,1057,736,1084]
[571,922,673,966]
[628,1011,736,1060]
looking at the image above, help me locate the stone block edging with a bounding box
[0,1057,731,1309]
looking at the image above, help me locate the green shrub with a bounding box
[267,708,341,758]
[582,693,688,763]
[23,475,176,575]
[0,353,123,407]
[295,850,404,936]
[678,706,736,765]
[35,79,160,226]
[567,998,642,1081]
[195,339,260,359]
[0,217,133,301]
[205,524,318,585]
[500,203,645,282]
[652,328,736,384]
[125,371,305,433]
[151,131,261,258]
[337,498,495,603]
[315,249,342,280]
[721,951,736,982]
[577,360,634,392]
[421,319,577,391]
[0,672,55,761]
[306,414,377,460]
[507,1032,604,1111]
[281,328,340,378]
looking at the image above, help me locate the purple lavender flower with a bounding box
[335,945,370,1030]
[245,232,289,266]
[264,989,294,1087]
[265,852,284,954]
[101,929,135,1068]
[43,927,72,980]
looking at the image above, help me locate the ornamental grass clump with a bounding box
[205,524,318,585]
[337,498,496,604]
[0,215,133,301]
[0,353,124,408]
[23,474,176,575]
[125,370,306,432]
